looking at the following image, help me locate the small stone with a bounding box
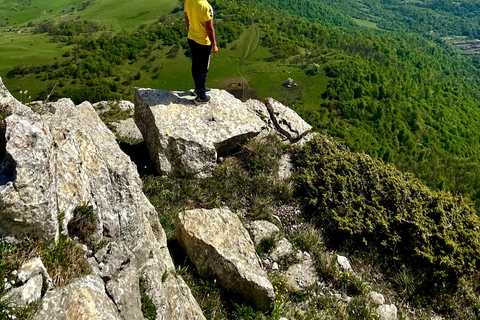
[272,262,279,271]
[17,257,50,285]
[377,304,397,320]
[337,255,353,272]
[112,118,143,141]
[270,238,293,262]
[369,291,385,305]
[2,275,43,308]
[278,154,292,181]
[248,220,280,247]
[284,255,319,292]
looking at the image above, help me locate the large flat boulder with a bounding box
[134,89,266,177]
[175,208,276,312]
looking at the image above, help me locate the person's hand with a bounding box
[212,45,219,54]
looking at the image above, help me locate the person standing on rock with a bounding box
[184,0,218,105]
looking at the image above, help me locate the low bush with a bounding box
[295,134,480,302]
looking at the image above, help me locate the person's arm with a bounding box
[185,12,190,29]
[205,20,218,54]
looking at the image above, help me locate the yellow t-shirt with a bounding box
[184,0,213,46]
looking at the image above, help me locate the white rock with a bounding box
[377,304,398,320]
[284,255,319,291]
[337,255,353,272]
[278,153,293,180]
[369,291,385,305]
[272,262,279,271]
[2,275,43,308]
[17,257,51,286]
[270,238,294,262]
[33,275,120,320]
[0,80,205,320]
[248,220,280,246]
[134,88,265,178]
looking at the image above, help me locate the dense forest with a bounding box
[6,0,480,215]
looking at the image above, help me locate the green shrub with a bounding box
[295,134,480,285]
[256,236,276,256]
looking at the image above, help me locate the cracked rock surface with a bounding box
[0,78,205,320]
[175,208,276,312]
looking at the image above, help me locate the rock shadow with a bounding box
[138,89,195,107]
[0,122,16,185]
[118,141,158,177]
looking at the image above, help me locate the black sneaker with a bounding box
[190,88,212,96]
[194,95,211,105]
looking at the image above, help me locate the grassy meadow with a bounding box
[0,0,331,107]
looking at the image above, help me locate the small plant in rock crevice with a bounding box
[67,205,96,248]
[256,236,276,257]
[139,277,157,320]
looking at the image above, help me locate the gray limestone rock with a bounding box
[105,267,143,320]
[175,208,276,312]
[337,255,353,272]
[265,98,312,142]
[377,304,398,320]
[134,88,265,178]
[278,153,293,181]
[17,257,51,288]
[0,80,205,320]
[284,254,319,291]
[141,262,205,320]
[0,113,58,243]
[369,291,386,305]
[112,118,143,141]
[2,274,43,308]
[270,238,294,262]
[33,275,121,320]
[248,220,280,247]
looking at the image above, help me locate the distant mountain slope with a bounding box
[0,0,176,30]
[252,0,480,37]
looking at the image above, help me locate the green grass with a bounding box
[351,18,380,30]
[0,31,71,100]
[0,0,177,31]
[0,14,332,110]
